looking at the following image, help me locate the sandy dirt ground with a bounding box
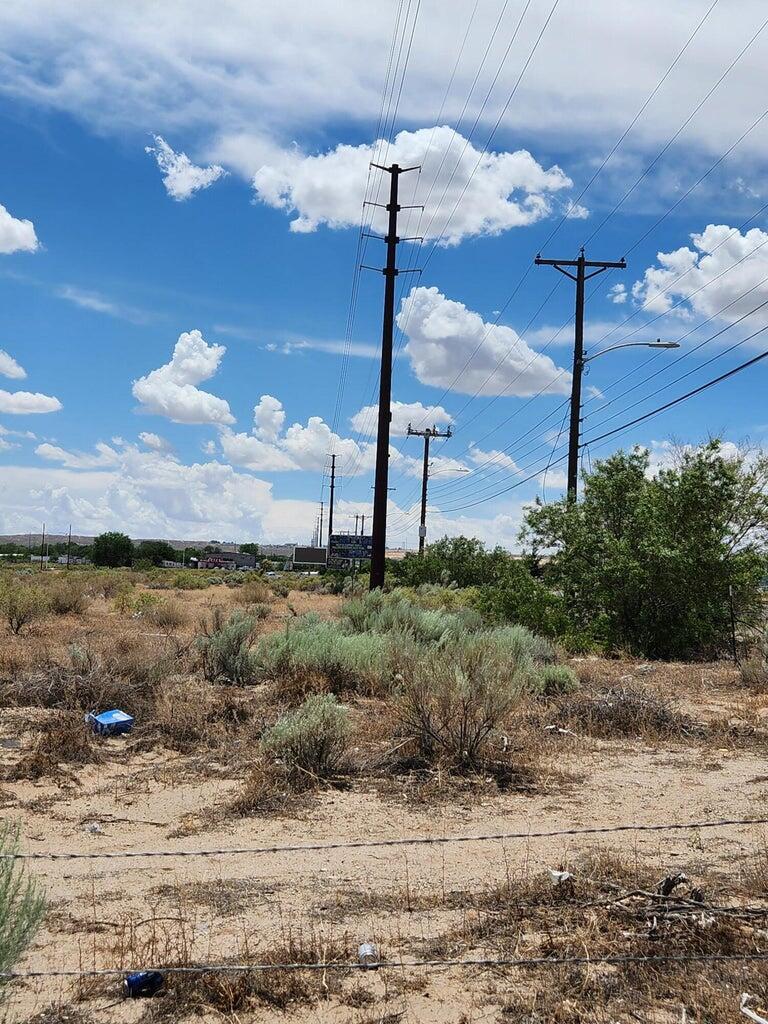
[1,587,767,1022]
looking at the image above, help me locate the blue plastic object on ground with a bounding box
[123,971,164,997]
[85,708,134,736]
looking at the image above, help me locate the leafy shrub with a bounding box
[0,579,47,634]
[132,591,161,614]
[261,694,350,781]
[396,630,538,770]
[341,589,483,644]
[0,824,46,995]
[46,577,91,616]
[143,597,189,633]
[235,576,273,606]
[537,664,579,695]
[253,616,390,696]
[171,571,209,590]
[197,609,257,684]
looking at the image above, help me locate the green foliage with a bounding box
[197,609,258,684]
[134,539,178,566]
[0,823,46,994]
[472,558,571,639]
[537,664,579,696]
[239,542,261,557]
[253,615,391,695]
[396,628,543,768]
[261,694,350,780]
[341,588,483,643]
[0,578,47,634]
[523,442,768,659]
[389,535,514,589]
[92,531,134,568]
[46,576,91,616]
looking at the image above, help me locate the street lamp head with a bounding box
[647,340,681,349]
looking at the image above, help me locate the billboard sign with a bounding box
[329,534,373,563]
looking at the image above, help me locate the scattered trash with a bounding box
[83,822,103,835]
[123,971,164,998]
[0,737,21,750]
[636,663,655,675]
[548,869,573,885]
[85,709,134,737]
[741,993,768,1024]
[358,942,379,969]
[543,725,576,736]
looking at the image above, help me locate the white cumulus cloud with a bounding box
[36,441,120,469]
[253,395,285,442]
[219,428,299,472]
[0,389,62,414]
[0,203,39,254]
[139,431,174,453]
[631,224,768,325]
[608,283,627,304]
[132,329,234,425]
[398,286,571,398]
[252,126,572,245]
[350,400,453,438]
[468,447,520,473]
[145,135,227,200]
[0,349,26,379]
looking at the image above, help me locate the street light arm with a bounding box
[583,340,680,363]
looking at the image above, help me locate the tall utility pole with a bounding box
[326,454,336,553]
[406,424,453,555]
[318,500,324,549]
[367,161,421,590]
[535,248,626,499]
[360,513,365,536]
[354,513,360,535]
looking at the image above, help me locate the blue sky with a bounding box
[0,0,767,546]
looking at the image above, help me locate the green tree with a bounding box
[134,539,177,566]
[92,531,134,568]
[390,536,512,588]
[239,542,261,557]
[522,442,768,659]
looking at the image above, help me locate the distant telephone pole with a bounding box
[366,161,421,590]
[407,424,453,555]
[327,454,336,552]
[318,500,324,549]
[535,248,626,499]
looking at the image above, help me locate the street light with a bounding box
[582,339,680,364]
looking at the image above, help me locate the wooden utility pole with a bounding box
[535,248,626,499]
[406,424,453,555]
[327,454,336,554]
[367,161,421,589]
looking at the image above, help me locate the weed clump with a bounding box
[47,577,91,616]
[261,693,350,781]
[553,682,697,739]
[254,615,390,697]
[538,663,579,695]
[197,609,258,684]
[0,824,46,994]
[342,588,483,643]
[0,578,47,635]
[8,712,100,780]
[395,628,542,772]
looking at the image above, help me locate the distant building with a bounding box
[257,544,294,559]
[57,555,90,565]
[160,559,184,569]
[195,551,257,570]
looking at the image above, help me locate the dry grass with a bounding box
[550,681,702,740]
[7,711,101,780]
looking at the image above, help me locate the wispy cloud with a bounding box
[214,324,377,359]
[56,285,151,324]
